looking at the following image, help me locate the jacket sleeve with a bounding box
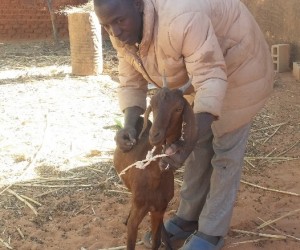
[168,12,228,118]
[117,53,148,112]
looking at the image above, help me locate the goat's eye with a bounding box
[176,107,183,112]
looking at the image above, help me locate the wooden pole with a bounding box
[45,0,59,44]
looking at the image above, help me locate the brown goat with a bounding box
[113,79,197,250]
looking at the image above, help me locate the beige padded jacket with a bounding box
[110,0,274,137]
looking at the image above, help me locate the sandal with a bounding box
[142,216,197,248]
[179,234,224,250]
[164,218,196,241]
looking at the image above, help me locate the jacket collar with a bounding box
[138,0,155,56]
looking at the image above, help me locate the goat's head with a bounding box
[141,76,196,147]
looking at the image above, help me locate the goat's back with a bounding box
[113,117,174,209]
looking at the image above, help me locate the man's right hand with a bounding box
[114,126,137,152]
[115,106,143,152]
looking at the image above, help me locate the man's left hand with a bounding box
[159,141,188,171]
[159,112,216,171]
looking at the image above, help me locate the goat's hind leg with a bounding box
[126,205,148,250]
[150,211,173,250]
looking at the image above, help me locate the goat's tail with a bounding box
[138,105,152,139]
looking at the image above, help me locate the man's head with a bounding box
[94,0,143,45]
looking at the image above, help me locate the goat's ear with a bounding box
[138,105,152,139]
[182,99,198,146]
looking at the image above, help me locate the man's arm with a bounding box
[114,53,147,151]
[124,106,144,129]
[168,11,228,119]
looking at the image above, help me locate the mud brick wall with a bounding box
[242,0,300,62]
[0,0,87,41]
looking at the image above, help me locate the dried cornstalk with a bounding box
[258,217,300,241]
[241,180,300,197]
[0,237,13,249]
[16,227,24,239]
[244,156,296,161]
[12,183,94,188]
[87,166,104,173]
[20,195,42,206]
[74,205,91,216]
[251,122,288,132]
[34,188,62,198]
[106,190,131,195]
[263,123,283,143]
[257,208,300,230]
[229,238,282,248]
[244,159,256,168]
[7,189,38,216]
[276,140,300,157]
[231,229,287,239]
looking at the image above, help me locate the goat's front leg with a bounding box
[126,205,148,250]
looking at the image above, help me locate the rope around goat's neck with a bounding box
[118,146,168,176]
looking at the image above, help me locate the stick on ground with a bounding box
[257,217,300,242]
[241,180,300,197]
[257,208,300,230]
[16,227,25,239]
[7,189,38,216]
[229,238,283,248]
[231,229,287,239]
[0,237,13,249]
[20,194,42,206]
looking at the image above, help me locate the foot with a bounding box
[142,215,198,249]
[164,215,198,240]
[195,231,221,245]
[168,215,198,233]
[180,232,224,250]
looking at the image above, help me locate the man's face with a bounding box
[94,0,143,45]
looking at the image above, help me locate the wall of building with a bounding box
[242,0,300,61]
[0,0,87,41]
[1,0,299,61]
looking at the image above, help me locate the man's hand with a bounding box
[159,112,216,171]
[115,127,137,152]
[115,106,143,152]
[159,141,186,171]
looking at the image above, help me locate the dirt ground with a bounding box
[0,40,299,250]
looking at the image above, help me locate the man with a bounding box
[94,0,273,249]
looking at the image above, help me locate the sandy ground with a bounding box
[0,41,299,250]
